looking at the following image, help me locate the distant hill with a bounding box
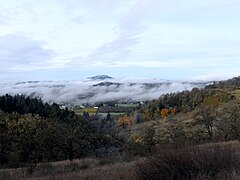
[206,76,240,89]
[87,75,113,81]
[93,82,121,87]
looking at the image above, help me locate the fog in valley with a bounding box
[0,76,210,105]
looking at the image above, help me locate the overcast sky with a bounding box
[0,0,239,82]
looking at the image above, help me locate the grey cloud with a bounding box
[87,36,141,63]
[0,33,55,71]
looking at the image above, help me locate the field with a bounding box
[74,108,98,116]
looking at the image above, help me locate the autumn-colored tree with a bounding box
[161,108,169,122]
[118,114,134,127]
[171,108,177,115]
[155,107,177,122]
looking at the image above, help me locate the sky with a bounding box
[0,0,240,82]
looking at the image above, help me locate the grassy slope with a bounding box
[0,158,136,180]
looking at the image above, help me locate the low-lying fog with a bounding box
[0,76,210,105]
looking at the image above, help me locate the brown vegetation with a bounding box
[135,141,240,180]
[0,158,136,180]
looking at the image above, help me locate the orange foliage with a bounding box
[118,114,134,127]
[171,108,177,115]
[161,108,169,122]
[158,108,177,122]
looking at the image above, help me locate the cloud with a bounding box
[70,15,86,24]
[63,0,132,17]
[0,77,208,104]
[0,33,56,72]
[0,14,9,25]
[191,72,240,81]
[83,0,150,65]
[0,0,239,81]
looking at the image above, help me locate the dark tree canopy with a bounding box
[0,94,120,168]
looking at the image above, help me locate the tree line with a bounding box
[0,94,74,119]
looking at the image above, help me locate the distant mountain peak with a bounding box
[87,75,113,81]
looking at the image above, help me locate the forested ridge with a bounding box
[143,77,240,116]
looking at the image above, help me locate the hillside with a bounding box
[116,76,240,145]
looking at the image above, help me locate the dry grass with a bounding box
[0,167,28,180]
[2,142,240,180]
[30,161,135,180]
[135,142,240,180]
[0,158,136,180]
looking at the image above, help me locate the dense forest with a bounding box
[0,94,120,168]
